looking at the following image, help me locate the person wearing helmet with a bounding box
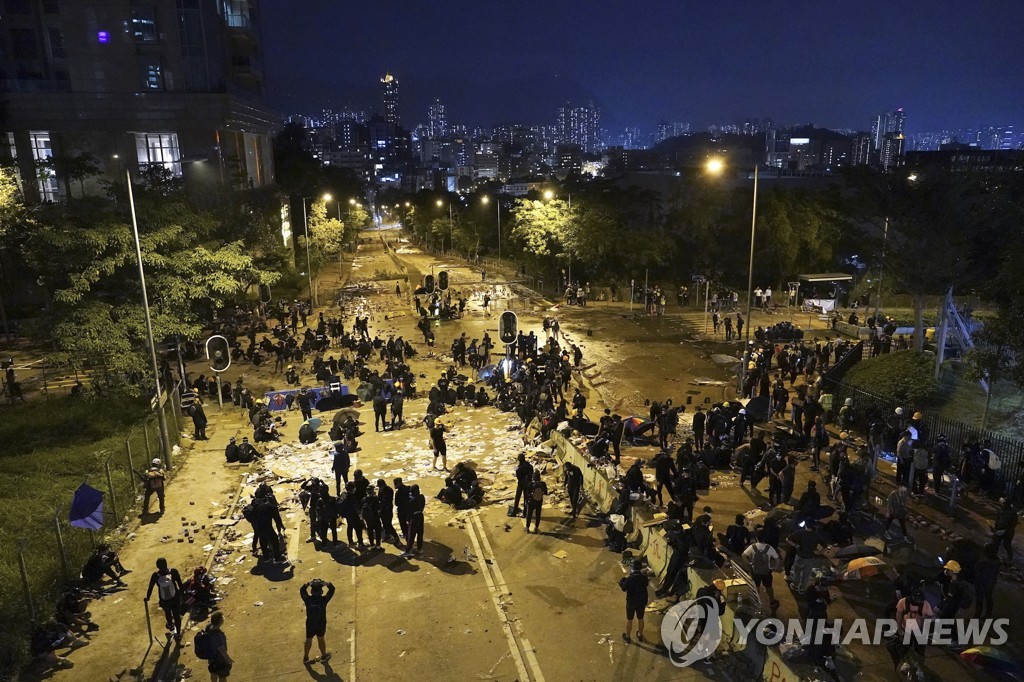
[838,397,854,430]
[142,459,166,516]
[619,559,650,644]
[895,586,933,678]
[937,560,967,619]
[930,435,952,495]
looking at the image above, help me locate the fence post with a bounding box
[54,508,70,582]
[144,598,155,643]
[105,458,119,522]
[143,423,153,463]
[18,540,35,622]
[126,438,137,494]
[168,389,180,442]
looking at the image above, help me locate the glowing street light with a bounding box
[543,189,554,200]
[705,157,725,175]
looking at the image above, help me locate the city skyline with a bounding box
[261,0,1023,134]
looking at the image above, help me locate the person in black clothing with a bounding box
[563,461,584,519]
[301,478,330,542]
[620,559,650,644]
[205,611,232,681]
[339,482,365,549]
[190,402,208,440]
[993,499,1019,563]
[394,478,411,539]
[656,527,691,599]
[224,437,240,463]
[722,514,751,554]
[401,484,426,556]
[930,435,951,494]
[297,387,314,422]
[376,479,398,542]
[301,579,335,664]
[974,543,1000,618]
[430,421,449,470]
[673,469,698,523]
[254,496,287,563]
[144,558,183,638]
[610,415,624,464]
[767,449,786,507]
[331,442,350,496]
[237,437,259,463]
[391,390,405,429]
[373,392,388,432]
[312,493,338,548]
[795,481,821,525]
[525,472,548,533]
[361,488,384,548]
[653,451,678,506]
[512,453,533,516]
[692,407,706,449]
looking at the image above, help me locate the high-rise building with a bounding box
[852,133,874,165]
[381,72,400,125]
[656,121,691,143]
[0,0,278,201]
[557,102,601,155]
[428,98,448,139]
[879,132,906,170]
[870,108,906,150]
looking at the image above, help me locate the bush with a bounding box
[843,350,939,404]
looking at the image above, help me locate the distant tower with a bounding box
[428,98,448,139]
[871,107,905,150]
[381,72,400,125]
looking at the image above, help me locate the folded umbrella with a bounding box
[68,483,105,530]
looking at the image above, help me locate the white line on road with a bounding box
[350,564,357,682]
[465,510,532,681]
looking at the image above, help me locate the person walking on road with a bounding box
[525,471,548,533]
[742,532,781,614]
[401,484,425,557]
[512,453,533,517]
[205,611,233,681]
[394,478,411,540]
[620,559,650,644]
[430,420,448,470]
[301,579,335,664]
[564,461,584,520]
[376,479,398,542]
[144,558,184,639]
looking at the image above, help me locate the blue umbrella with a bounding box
[69,484,105,530]
[307,417,323,431]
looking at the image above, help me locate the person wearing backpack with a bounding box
[301,579,336,664]
[742,531,781,613]
[524,471,548,533]
[884,482,910,540]
[144,557,184,638]
[195,611,232,680]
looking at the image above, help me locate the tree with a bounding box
[298,199,345,300]
[44,152,101,199]
[846,168,983,351]
[509,198,572,271]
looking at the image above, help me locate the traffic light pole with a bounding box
[127,171,173,467]
[214,372,223,411]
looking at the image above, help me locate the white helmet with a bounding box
[151,458,162,467]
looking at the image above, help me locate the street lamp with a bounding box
[706,157,759,396]
[301,193,332,306]
[482,195,502,266]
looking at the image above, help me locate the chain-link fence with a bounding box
[2,384,182,676]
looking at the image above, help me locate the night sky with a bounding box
[261,0,1022,133]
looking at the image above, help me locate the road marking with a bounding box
[350,564,357,682]
[465,510,532,681]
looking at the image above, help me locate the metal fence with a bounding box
[821,342,1024,492]
[5,384,182,673]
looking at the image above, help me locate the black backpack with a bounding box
[194,627,215,660]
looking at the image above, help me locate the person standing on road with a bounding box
[993,499,1018,564]
[144,558,184,639]
[142,459,166,516]
[691,407,706,450]
[743,532,781,613]
[525,471,548,533]
[391,390,404,429]
[394,478,411,540]
[512,453,533,517]
[430,420,448,471]
[376,479,398,542]
[297,387,314,422]
[930,435,951,495]
[190,401,208,440]
[401,484,425,557]
[564,461,584,520]
[619,559,650,644]
[331,441,350,496]
[301,579,335,664]
[884,482,910,539]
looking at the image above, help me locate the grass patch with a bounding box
[844,350,939,404]
[0,397,170,675]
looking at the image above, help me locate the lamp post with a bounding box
[481,195,501,266]
[436,198,453,254]
[706,158,759,397]
[301,193,331,306]
[126,171,172,466]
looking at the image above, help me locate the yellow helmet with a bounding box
[944,560,962,573]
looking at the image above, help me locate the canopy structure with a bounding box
[793,273,854,311]
[797,273,854,284]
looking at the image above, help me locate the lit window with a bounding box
[135,132,181,176]
[140,60,163,89]
[131,7,158,42]
[29,131,59,202]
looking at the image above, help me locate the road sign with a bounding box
[499,311,518,344]
[205,335,231,373]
